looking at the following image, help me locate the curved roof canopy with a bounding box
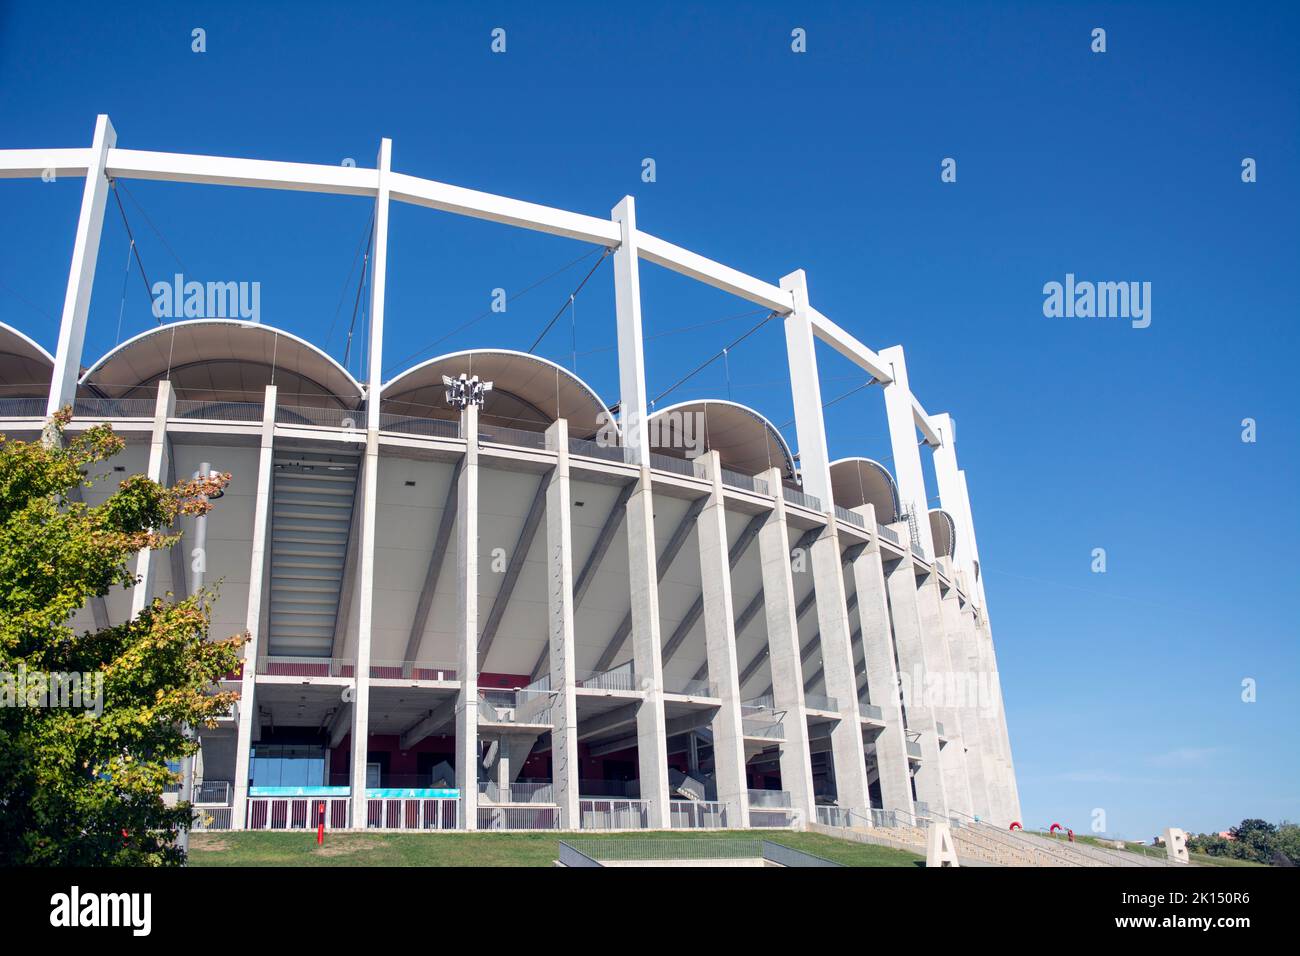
[648,400,794,478]
[929,508,957,558]
[381,349,614,440]
[829,457,901,523]
[80,320,364,408]
[0,322,54,399]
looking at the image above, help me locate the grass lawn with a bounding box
[189,829,924,867]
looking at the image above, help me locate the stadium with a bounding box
[0,115,1021,840]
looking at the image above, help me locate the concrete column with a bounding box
[544,419,580,828]
[756,467,816,825]
[455,404,481,829]
[47,114,115,420]
[779,270,832,506]
[232,386,277,829]
[882,539,948,816]
[626,464,670,828]
[695,452,750,828]
[957,593,1006,823]
[914,573,975,818]
[364,138,391,432]
[611,196,649,465]
[130,381,175,617]
[348,426,381,826]
[808,521,872,816]
[938,581,991,819]
[879,345,935,557]
[848,506,914,816]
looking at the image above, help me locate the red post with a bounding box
[317,801,326,845]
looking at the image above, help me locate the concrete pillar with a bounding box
[455,403,481,829]
[611,196,649,465]
[131,381,175,617]
[808,521,872,816]
[695,452,750,828]
[231,386,277,829]
[879,345,935,557]
[544,419,580,828]
[47,114,115,419]
[914,573,974,818]
[756,467,817,825]
[938,580,991,819]
[625,464,671,828]
[882,539,948,816]
[779,270,832,506]
[957,592,1006,823]
[364,138,391,432]
[847,506,914,816]
[348,426,380,826]
[348,136,392,827]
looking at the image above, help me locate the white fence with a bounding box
[246,797,351,830]
[669,801,728,829]
[579,799,651,830]
[366,797,459,830]
[477,806,561,831]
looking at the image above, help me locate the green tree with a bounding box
[0,412,243,865]
[1229,818,1278,863]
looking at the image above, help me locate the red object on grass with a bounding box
[1009,821,1022,830]
[317,802,325,845]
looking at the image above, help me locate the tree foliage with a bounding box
[1188,817,1298,866]
[0,413,243,865]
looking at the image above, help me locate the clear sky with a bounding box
[1,1,1296,840]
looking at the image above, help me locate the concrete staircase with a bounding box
[266,450,360,656]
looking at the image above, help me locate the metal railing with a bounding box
[256,656,354,678]
[720,468,763,494]
[576,662,638,692]
[172,399,264,422]
[193,780,232,805]
[905,741,922,758]
[748,789,792,809]
[834,505,866,530]
[669,801,727,829]
[858,702,883,721]
[478,688,555,724]
[782,485,822,512]
[479,781,556,805]
[803,692,839,712]
[936,721,946,737]
[878,524,901,545]
[72,397,157,419]
[0,397,45,418]
[247,796,350,830]
[478,423,548,450]
[370,659,458,681]
[579,799,651,830]
[648,451,702,478]
[911,544,929,564]
[367,797,459,831]
[192,806,234,830]
[742,717,785,740]
[275,404,361,429]
[567,435,628,463]
[378,412,460,439]
[566,837,752,861]
[477,805,561,831]
[816,805,853,828]
[666,677,718,698]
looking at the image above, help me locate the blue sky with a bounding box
[1,1,1296,840]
